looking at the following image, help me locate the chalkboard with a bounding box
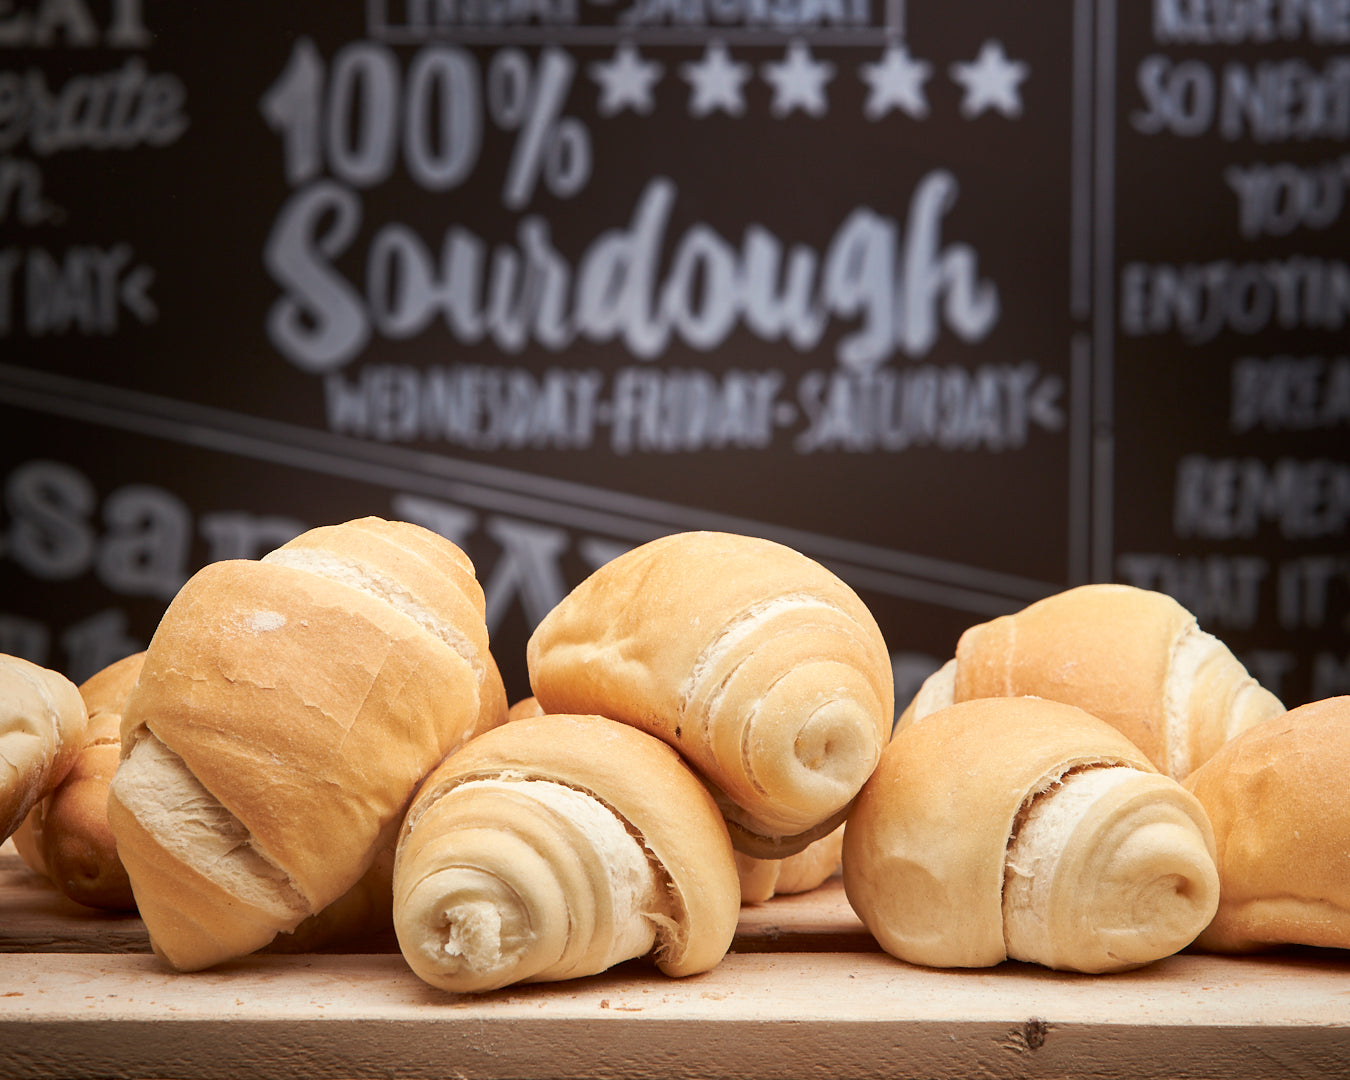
[1,0,1346,711]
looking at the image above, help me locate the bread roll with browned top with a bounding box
[844,697,1220,973]
[899,584,1283,779]
[1184,695,1350,953]
[526,532,894,858]
[14,651,144,910]
[107,517,508,971]
[393,713,740,993]
[1,655,88,844]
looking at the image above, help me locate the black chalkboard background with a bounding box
[2,1,1346,711]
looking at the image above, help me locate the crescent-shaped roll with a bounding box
[1184,695,1350,953]
[1,654,88,844]
[526,531,894,858]
[898,584,1284,779]
[393,713,741,994]
[843,697,1220,973]
[735,825,845,904]
[13,651,144,910]
[106,517,508,971]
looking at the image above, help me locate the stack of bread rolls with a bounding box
[12,526,1348,994]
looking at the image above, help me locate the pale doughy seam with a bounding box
[261,549,484,681]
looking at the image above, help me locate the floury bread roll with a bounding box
[527,532,894,858]
[1184,696,1350,953]
[843,697,1220,973]
[13,651,144,910]
[1,654,88,843]
[393,713,740,993]
[735,825,844,904]
[107,517,508,971]
[899,584,1283,779]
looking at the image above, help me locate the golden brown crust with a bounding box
[395,713,740,991]
[527,531,893,855]
[904,584,1284,779]
[843,696,1217,972]
[507,696,545,722]
[845,697,1156,968]
[1184,695,1350,952]
[32,652,145,910]
[110,517,507,970]
[1,655,88,843]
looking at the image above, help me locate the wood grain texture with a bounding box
[2,843,1349,1079]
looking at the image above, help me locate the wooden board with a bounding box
[2,842,1349,1080]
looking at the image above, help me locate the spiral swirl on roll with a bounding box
[1002,766,1220,973]
[843,697,1220,973]
[527,532,894,857]
[393,713,740,994]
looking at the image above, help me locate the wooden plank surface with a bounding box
[3,842,1350,1080]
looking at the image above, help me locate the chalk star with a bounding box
[761,40,835,118]
[859,43,932,120]
[681,40,753,118]
[950,39,1029,119]
[589,41,664,117]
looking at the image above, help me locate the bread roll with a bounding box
[107,517,508,971]
[526,531,894,858]
[735,825,844,904]
[843,697,1220,973]
[1184,695,1350,952]
[1,654,88,843]
[507,695,544,722]
[14,652,144,910]
[394,713,740,993]
[898,584,1283,779]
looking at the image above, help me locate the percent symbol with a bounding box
[488,47,592,211]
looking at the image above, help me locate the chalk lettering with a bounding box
[616,0,868,30]
[1120,257,1350,340]
[1174,454,1350,539]
[1230,354,1350,431]
[21,244,156,335]
[1153,0,1350,45]
[324,363,605,448]
[266,173,1000,373]
[1277,553,1349,627]
[1224,156,1350,237]
[608,367,783,453]
[794,363,1063,453]
[0,0,149,47]
[1115,552,1269,629]
[0,60,187,156]
[0,156,59,226]
[1131,53,1350,140]
[398,0,581,29]
[1221,56,1350,141]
